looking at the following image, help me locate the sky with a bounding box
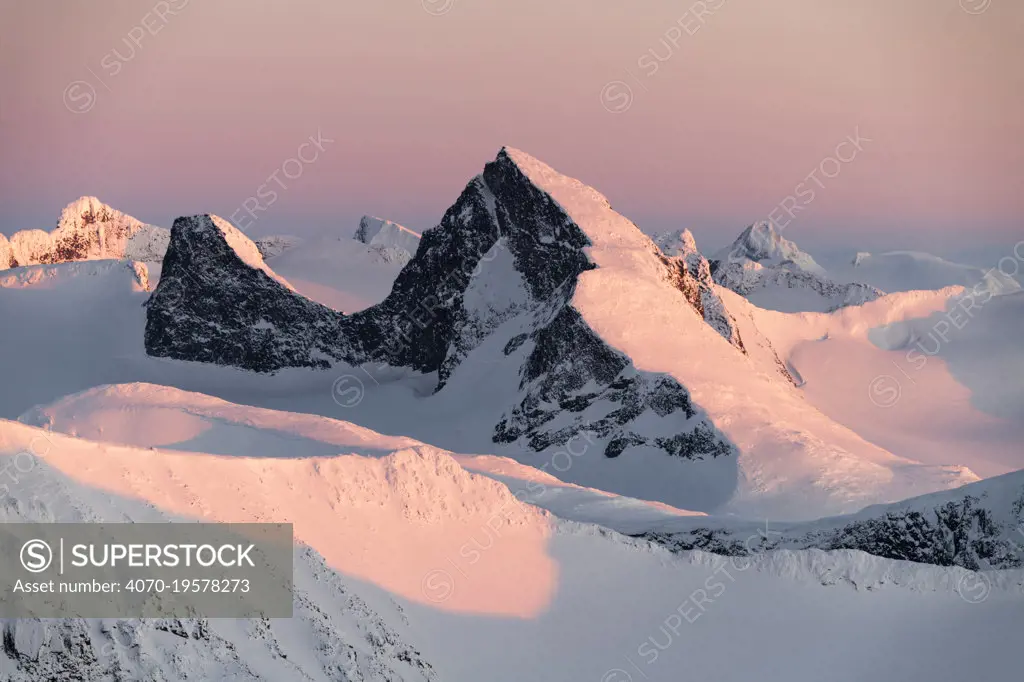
[1,0,1021,258]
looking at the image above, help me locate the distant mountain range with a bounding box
[1,147,1021,682]
[654,221,1019,313]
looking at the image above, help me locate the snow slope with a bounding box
[27,383,1021,572]
[836,249,1022,296]
[20,383,704,535]
[729,285,1024,478]
[2,410,1021,681]
[354,215,422,265]
[261,233,410,312]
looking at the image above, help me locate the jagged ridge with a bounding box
[655,229,744,350]
[639,469,1024,570]
[144,148,739,462]
[0,197,169,270]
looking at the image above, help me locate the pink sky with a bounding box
[1,0,1020,254]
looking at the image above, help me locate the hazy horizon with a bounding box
[2,0,1021,260]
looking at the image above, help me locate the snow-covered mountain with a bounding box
[713,221,826,275]
[145,153,736,468]
[354,215,421,265]
[708,221,883,312]
[1,150,1022,681]
[142,148,978,520]
[0,197,170,269]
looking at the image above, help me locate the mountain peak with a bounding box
[58,195,113,218]
[55,196,142,235]
[710,222,882,312]
[181,214,293,290]
[145,214,334,371]
[354,216,420,244]
[716,220,824,275]
[491,147,654,257]
[655,229,699,258]
[0,196,167,269]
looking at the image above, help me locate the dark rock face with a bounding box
[661,253,745,352]
[144,148,735,461]
[494,304,731,460]
[813,497,1022,569]
[145,215,354,372]
[655,229,745,351]
[639,485,1024,570]
[345,176,502,379]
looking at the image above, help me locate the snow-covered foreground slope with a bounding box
[836,249,1021,295]
[1,412,1021,681]
[730,285,1024,477]
[19,383,703,536]
[26,383,1023,571]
